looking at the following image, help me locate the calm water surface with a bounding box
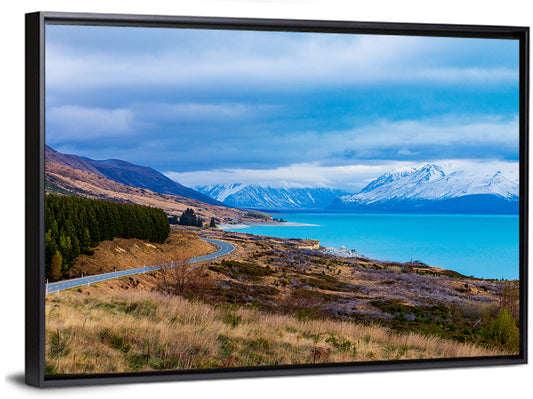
[222,213,519,280]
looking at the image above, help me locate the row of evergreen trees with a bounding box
[45,194,170,281]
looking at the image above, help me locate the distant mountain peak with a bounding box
[418,163,446,181]
[329,162,518,214]
[359,166,417,194]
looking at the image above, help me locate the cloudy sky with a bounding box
[45,24,519,192]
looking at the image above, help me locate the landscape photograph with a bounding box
[44,23,520,375]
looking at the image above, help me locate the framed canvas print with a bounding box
[25,11,528,387]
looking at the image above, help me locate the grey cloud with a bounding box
[46,30,518,92]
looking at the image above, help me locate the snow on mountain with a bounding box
[330,163,519,214]
[196,163,518,213]
[196,184,348,210]
[342,163,518,204]
[198,183,247,202]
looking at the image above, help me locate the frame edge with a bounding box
[518,26,529,364]
[25,11,45,387]
[40,11,527,39]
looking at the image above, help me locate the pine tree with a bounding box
[180,208,198,226]
[50,219,59,242]
[80,227,91,254]
[209,217,217,228]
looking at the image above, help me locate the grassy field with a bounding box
[45,288,511,374]
[45,228,519,375]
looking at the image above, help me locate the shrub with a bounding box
[461,300,498,320]
[223,312,242,328]
[295,307,319,321]
[486,308,519,351]
[499,281,519,320]
[325,334,354,353]
[209,260,273,281]
[99,328,131,352]
[49,328,72,358]
[217,334,236,357]
[247,337,272,351]
[311,347,332,363]
[155,263,211,299]
[300,273,348,292]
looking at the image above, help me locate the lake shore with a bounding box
[219,211,519,280]
[218,221,319,229]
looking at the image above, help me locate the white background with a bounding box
[1,1,531,398]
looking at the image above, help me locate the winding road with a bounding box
[46,237,234,294]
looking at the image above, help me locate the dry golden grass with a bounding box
[45,288,511,375]
[66,230,216,278]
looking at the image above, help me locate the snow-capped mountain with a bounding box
[196,184,348,210]
[329,163,519,214]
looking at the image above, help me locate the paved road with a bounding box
[46,237,234,294]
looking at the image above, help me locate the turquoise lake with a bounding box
[222,213,519,280]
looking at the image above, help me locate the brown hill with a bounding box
[46,145,106,177]
[45,146,225,206]
[45,161,245,222]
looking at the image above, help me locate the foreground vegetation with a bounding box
[45,228,520,374]
[45,289,511,374]
[45,194,169,281]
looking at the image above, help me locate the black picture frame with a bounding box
[25,11,529,387]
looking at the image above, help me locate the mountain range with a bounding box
[45,146,223,206]
[196,184,348,210]
[46,145,519,215]
[197,164,518,214]
[328,164,519,214]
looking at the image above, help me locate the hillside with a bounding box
[66,230,216,278]
[45,161,245,222]
[46,146,224,206]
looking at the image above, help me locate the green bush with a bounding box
[223,312,242,328]
[486,308,519,350]
[325,334,354,353]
